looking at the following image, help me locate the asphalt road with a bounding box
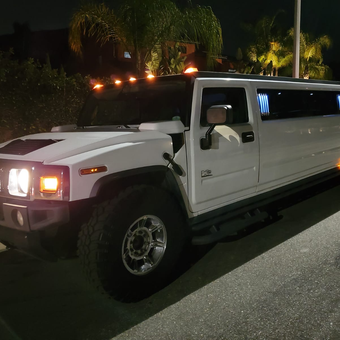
[2,180,340,340]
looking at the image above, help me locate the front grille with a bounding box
[0,139,62,155]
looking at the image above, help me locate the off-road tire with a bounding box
[78,185,188,302]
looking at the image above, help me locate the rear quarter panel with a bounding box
[254,81,340,192]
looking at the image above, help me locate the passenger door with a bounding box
[186,79,259,213]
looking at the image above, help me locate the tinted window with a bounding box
[201,88,248,126]
[257,89,340,120]
[78,77,192,127]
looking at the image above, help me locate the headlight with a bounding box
[2,163,69,201]
[8,169,30,197]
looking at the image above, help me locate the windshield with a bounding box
[78,75,193,127]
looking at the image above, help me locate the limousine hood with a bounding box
[0,130,172,164]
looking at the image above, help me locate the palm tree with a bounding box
[69,0,222,76]
[287,29,332,79]
[246,12,291,76]
[260,41,292,76]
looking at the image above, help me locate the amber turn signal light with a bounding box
[40,176,58,193]
[80,166,108,176]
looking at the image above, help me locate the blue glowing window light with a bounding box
[337,95,340,110]
[257,93,270,115]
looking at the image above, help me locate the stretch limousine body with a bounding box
[0,72,339,301]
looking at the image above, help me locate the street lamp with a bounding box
[292,0,301,78]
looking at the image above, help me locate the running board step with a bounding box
[191,210,269,246]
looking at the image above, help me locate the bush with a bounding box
[0,50,96,142]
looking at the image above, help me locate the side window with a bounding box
[306,91,339,116]
[257,89,340,120]
[201,87,249,126]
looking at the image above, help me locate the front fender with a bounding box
[50,137,173,201]
[89,165,189,219]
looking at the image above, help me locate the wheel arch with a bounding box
[89,166,189,218]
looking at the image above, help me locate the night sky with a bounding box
[0,0,339,63]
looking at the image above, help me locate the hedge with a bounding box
[0,50,106,142]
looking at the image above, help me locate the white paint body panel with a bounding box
[0,131,170,163]
[183,77,340,215]
[186,78,259,213]
[1,75,340,219]
[258,116,340,191]
[0,130,173,201]
[254,81,340,192]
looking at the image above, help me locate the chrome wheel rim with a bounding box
[122,215,167,276]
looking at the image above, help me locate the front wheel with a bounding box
[78,185,188,302]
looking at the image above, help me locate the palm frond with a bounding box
[247,45,258,62]
[182,5,222,68]
[69,3,123,55]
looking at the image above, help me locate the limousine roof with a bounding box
[190,71,340,86]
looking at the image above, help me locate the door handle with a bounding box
[242,131,255,143]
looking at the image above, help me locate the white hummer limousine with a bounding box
[0,72,340,301]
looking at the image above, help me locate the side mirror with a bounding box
[207,105,233,125]
[201,105,233,150]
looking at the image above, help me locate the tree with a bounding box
[244,13,332,79]
[145,44,164,76]
[234,47,248,73]
[236,47,243,61]
[287,29,332,79]
[259,41,292,76]
[245,12,291,76]
[167,42,187,74]
[69,0,222,76]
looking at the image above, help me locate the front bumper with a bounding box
[0,198,70,260]
[0,200,69,231]
[0,225,57,260]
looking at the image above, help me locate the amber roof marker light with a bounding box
[184,67,198,74]
[93,84,104,90]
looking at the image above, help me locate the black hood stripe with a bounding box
[0,139,63,155]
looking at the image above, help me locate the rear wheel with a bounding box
[78,185,188,302]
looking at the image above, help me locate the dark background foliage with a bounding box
[0,50,93,142]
